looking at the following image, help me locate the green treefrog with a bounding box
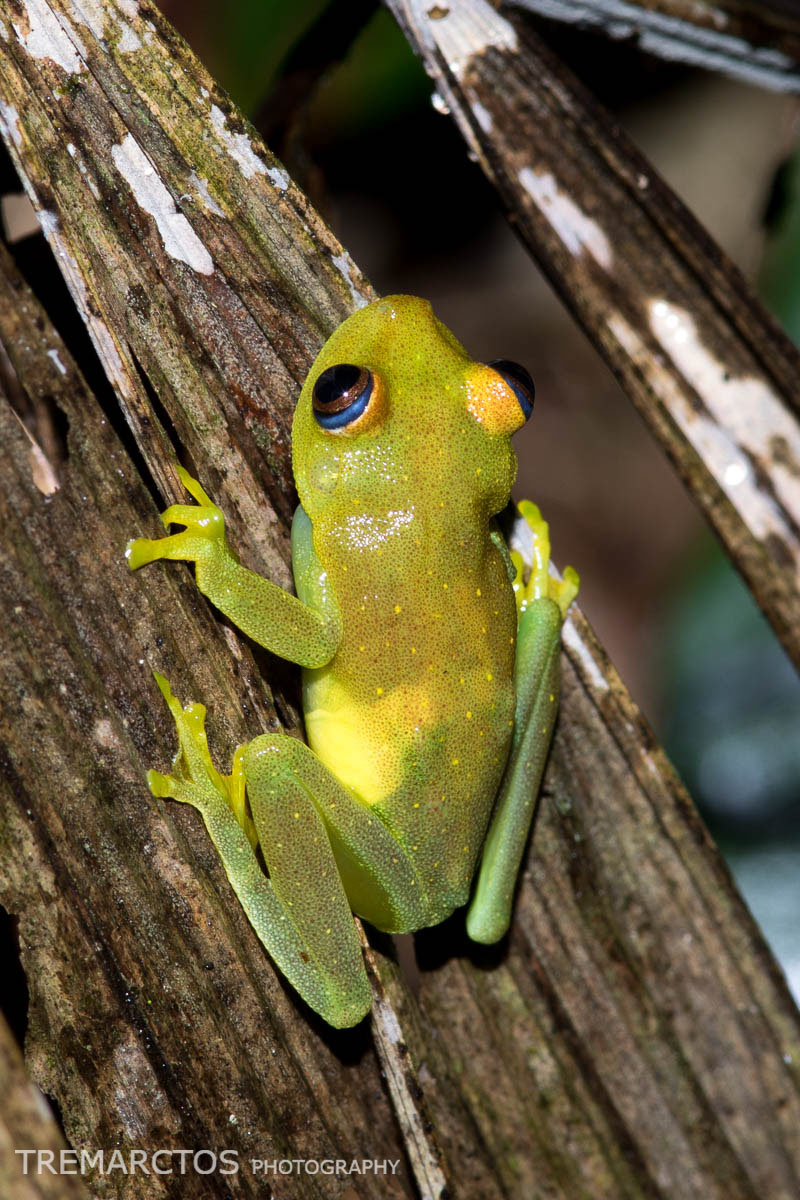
[127,295,578,1028]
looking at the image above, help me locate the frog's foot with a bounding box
[126,466,229,571]
[512,499,579,621]
[147,672,256,849]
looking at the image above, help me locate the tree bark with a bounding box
[510,0,800,92]
[1,2,799,1198]
[0,1010,90,1199]
[386,0,800,673]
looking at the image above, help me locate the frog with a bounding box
[127,294,578,1028]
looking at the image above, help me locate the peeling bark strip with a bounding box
[385,0,800,672]
[110,133,214,275]
[2,0,800,1197]
[360,929,449,1200]
[511,0,800,93]
[0,1012,91,1199]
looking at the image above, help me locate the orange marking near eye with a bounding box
[464,364,526,434]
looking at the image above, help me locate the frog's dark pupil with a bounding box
[313,363,366,413]
[488,358,535,418]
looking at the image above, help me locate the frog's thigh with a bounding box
[161,766,366,1027]
[244,736,428,938]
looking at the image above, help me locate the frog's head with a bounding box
[292,295,534,523]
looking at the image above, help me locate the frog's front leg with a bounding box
[150,676,426,1028]
[467,502,579,945]
[127,468,340,668]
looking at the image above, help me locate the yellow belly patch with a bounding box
[304,704,399,806]
[304,681,439,807]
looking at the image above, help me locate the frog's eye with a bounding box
[312,364,375,430]
[487,359,535,421]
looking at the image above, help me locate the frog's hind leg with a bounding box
[148,675,367,1026]
[149,675,425,1027]
[466,502,579,945]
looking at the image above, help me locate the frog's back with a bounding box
[302,510,517,923]
[291,294,532,923]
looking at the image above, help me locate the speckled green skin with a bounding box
[294,297,518,921]
[128,296,575,1027]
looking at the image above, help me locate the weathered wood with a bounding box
[510,0,800,92]
[0,0,373,567]
[0,240,413,1199]
[0,1011,90,1199]
[385,0,800,675]
[1,1,800,1197]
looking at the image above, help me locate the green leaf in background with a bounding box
[303,8,430,142]
[760,149,800,342]
[192,0,332,116]
[660,536,800,832]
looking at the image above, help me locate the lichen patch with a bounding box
[209,105,266,180]
[14,0,86,74]
[112,133,214,275]
[519,167,612,269]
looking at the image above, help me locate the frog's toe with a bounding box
[147,768,178,798]
[126,469,226,572]
[159,502,224,535]
[175,465,215,507]
[126,536,166,570]
[514,498,579,619]
[554,565,580,620]
[149,674,256,846]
